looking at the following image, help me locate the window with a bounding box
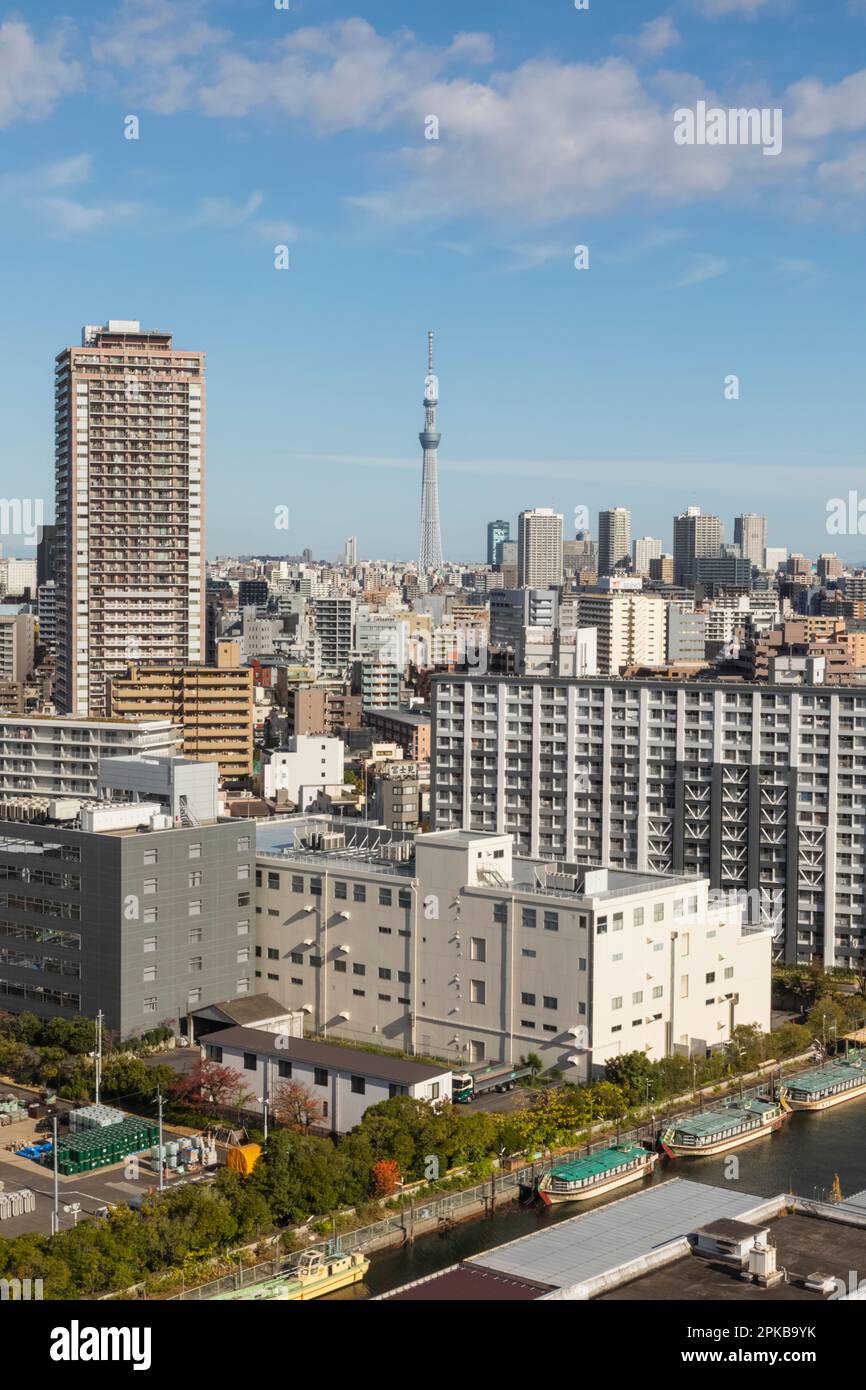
[143,878,157,895]
[238,892,250,907]
[652,985,663,999]
[680,974,689,999]
[353,884,366,903]
[398,970,410,984]
[543,995,557,1010]
[334,960,347,973]
[378,926,392,936]
[268,872,279,890]
[398,889,412,909]
[188,928,202,945]
[597,916,607,935]
[243,1053,257,1072]
[189,900,202,916]
[189,844,201,859]
[292,875,304,893]
[543,911,559,932]
[522,907,536,929]
[493,903,507,924]
[255,870,262,888]
[267,947,278,960]
[470,1040,485,1063]
[427,1082,440,1101]
[612,913,623,931]
[724,966,734,979]
[632,990,643,1005]
[290,952,304,965]
[189,871,203,888]
[633,907,644,926]
[379,887,392,907]
[654,903,664,922]
[681,932,690,957]
[189,956,202,973]
[237,920,249,936]
[351,1076,366,1095]
[143,936,157,953]
[143,907,157,924]
[278,1060,292,1079]
[353,963,366,976]
[143,998,157,1014]
[206,1045,223,1063]
[310,877,322,897]
[143,849,158,866]
[578,957,587,972]
[238,864,250,881]
[470,980,486,1005]
[143,965,157,983]
[705,972,716,984]
[237,835,251,852]
[470,937,486,962]
[522,948,536,959]
[334,881,347,900]
[379,967,392,980]
[520,1019,536,1030]
[353,988,366,997]
[612,996,623,1011]
[314,1068,328,1087]
[389,1083,406,1099]
[378,993,391,1002]
[521,992,536,1006]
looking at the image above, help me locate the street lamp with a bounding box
[258,1096,270,1142]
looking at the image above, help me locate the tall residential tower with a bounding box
[55,320,205,716]
[418,331,443,571]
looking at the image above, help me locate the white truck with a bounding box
[451,1061,532,1103]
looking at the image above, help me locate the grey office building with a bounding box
[430,672,866,969]
[0,796,255,1036]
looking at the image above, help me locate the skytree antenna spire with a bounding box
[418,330,443,571]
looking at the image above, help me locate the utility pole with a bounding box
[157,1089,165,1193]
[52,1115,59,1235]
[95,1009,103,1104]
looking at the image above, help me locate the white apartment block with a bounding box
[633,536,662,576]
[0,715,178,800]
[517,509,563,588]
[252,819,771,1079]
[431,674,866,970]
[576,592,667,675]
[0,608,35,684]
[263,735,345,806]
[55,321,204,716]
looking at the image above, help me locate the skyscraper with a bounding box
[597,507,631,576]
[418,331,443,571]
[55,320,204,715]
[673,507,723,587]
[517,508,563,587]
[632,535,662,576]
[733,513,767,570]
[487,519,510,566]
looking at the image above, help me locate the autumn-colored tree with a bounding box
[371,1158,401,1197]
[170,1059,253,1111]
[272,1079,325,1133]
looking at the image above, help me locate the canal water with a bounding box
[324,1093,866,1299]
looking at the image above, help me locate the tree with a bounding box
[169,1059,252,1112]
[372,1158,401,1197]
[605,1052,654,1106]
[272,1079,324,1133]
[519,1052,543,1083]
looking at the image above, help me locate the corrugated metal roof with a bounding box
[205,1025,450,1084]
[841,1187,866,1212]
[469,1179,770,1292]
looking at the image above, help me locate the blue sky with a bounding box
[3,0,866,562]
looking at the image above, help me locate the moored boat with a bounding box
[535,1144,657,1206]
[778,1050,866,1113]
[212,1249,369,1301]
[659,1096,784,1159]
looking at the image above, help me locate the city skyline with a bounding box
[3,2,866,559]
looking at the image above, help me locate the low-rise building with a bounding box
[0,714,178,800]
[203,1024,451,1133]
[262,734,345,806]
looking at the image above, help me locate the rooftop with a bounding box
[205,1025,450,1085]
[666,1098,780,1138]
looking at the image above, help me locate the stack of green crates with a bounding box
[53,1117,159,1176]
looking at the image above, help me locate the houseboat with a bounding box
[213,1250,369,1301]
[659,1096,784,1159]
[779,1050,866,1113]
[534,1144,657,1206]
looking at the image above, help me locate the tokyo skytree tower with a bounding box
[418,330,443,571]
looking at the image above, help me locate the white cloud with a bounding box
[628,17,682,59]
[692,0,776,15]
[39,197,143,234]
[192,192,264,227]
[667,254,728,288]
[0,18,81,127]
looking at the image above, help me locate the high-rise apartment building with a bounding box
[55,321,204,716]
[431,672,866,969]
[517,509,563,588]
[734,513,767,570]
[673,507,724,587]
[597,507,631,577]
[575,592,666,675]
[486,520,510,566]
[632,536,662,576]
